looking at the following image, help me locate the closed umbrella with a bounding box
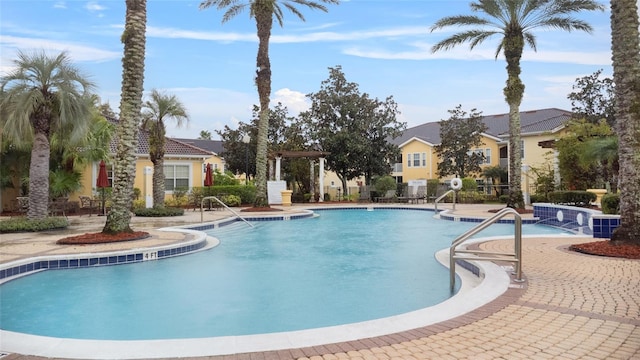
[96,160,109,215]
[204,163,213,187]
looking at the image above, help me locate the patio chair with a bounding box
[79,195,100,216]
[375,190,396,203]
[49,197,69,218]
[15,196,29,214]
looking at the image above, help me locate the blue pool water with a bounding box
[0,208,567,340]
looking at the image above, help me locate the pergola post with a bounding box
[275,156,282,181]
[310,161,315,202]
[319,157,325,202]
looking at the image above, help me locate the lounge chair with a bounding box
[375,189,396,203]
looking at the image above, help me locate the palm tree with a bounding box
[200,0,339,207]
[142,89,189,208]
[430,0,604,209]
[103,0,147,234]
[609,0,640,246]
[0,50,94,220]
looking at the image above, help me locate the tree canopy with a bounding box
[568,69,615,127]
[435,105,487,179]
[301,65,405,191]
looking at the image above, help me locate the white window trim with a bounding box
[163,162,193,193]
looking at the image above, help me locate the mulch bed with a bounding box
[57,231,150,245]
[569,241,640,260]
[240,207,283,212]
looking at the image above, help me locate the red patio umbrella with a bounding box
[204,163,213,187]
[96,160,109,215]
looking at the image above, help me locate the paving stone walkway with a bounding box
[2,205,639,359]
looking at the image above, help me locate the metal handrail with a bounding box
[201,196,254,227]
[449,207,522,292]
[434,189,455,213]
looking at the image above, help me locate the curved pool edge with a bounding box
[0,235,514,359]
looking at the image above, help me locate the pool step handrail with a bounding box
[201,196,254,227]
[449,207,522,292]
[434,189,455,213]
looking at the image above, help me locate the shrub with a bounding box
[375,176,397,195]
[601,193,620,214]
[199,185,256,204]
[547,191,596,207]
[132,199,146,210]
[450,191,485,204]
[0,217,68,233]
[461,177,477,192]
[133,207,184,217]
[499,194,509,203]
[530,194,547,203]
[221,194,242,207]
[427,179,439,199]
[324,193,331,201]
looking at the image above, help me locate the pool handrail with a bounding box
[434,189,455,213]
[449,207,522,292]
[201,196,254,227]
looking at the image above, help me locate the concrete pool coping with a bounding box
[4,204,634,360]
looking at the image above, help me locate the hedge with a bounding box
[547,191,596,207]
[601,193,620,214]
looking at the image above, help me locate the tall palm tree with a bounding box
[430,0,604,209]
[142,89,189,208]
[609,0,640,246]
[103,0,147,234]
[0,50,94,219]
[200,0,339,207]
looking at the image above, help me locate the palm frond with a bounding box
[432,30,499,52]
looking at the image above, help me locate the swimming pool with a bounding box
[0,208,568,343]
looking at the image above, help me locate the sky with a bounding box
[1,0,622,140]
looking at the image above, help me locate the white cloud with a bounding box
[85,1,106,12]
[146,25,429,44]
[272,88,309,116]
[0,35,120,65]
[344,40,611,66]
[54,1,66,9]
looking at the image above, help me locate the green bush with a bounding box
[547,191,596,207]
[427,179,439,198]
[133,207,184,217]
[0,217,69,233]
[601,193,620,214]
[530,194,547,203]
[375,176,397,195]
[132,199,146,209]
[200,185,256,205]
[221,194,242,207]
[499,194,509,203]
[461,177,478,192]
[456,191,486,204]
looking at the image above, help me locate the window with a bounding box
[421,153,426,167]
[413,153,420,167]
[164,164,189,191]
[520,140,525,159]
[485,148,491,164]
[407,153,412,168]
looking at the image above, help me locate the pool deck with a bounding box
[1,203,638,359]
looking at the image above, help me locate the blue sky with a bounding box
[1,0,618,139]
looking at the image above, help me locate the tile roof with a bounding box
[172,138,224,155]
[106,117,214,157]
[393,108,572,146]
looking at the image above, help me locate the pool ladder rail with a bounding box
[449,207,523,292]
[200,196,254,227]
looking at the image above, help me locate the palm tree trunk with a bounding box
[609,0,640,245]
[152,158,165,207]
[253,7,273,208]
[104,0,146,234]
[27,132,50,219]
[503,31,525,209]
